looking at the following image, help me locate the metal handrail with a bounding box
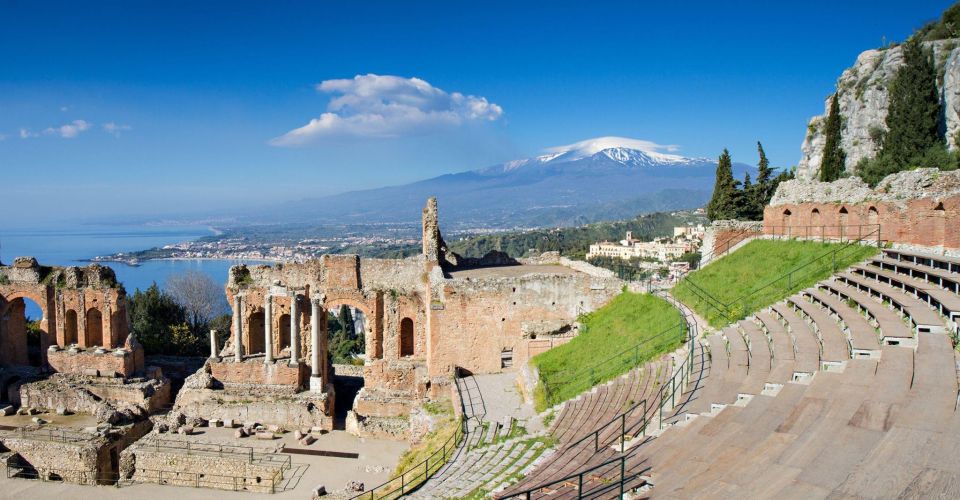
[350,370,470,499]
[541,320,688,404]
[503,294,699,498]
[508,455,645,500]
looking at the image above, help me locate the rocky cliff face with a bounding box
[798,39,960,180]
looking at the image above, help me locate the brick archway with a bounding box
[0,289,53,367]
[324,295,382,359]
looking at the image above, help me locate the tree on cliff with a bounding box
[858,39,955,185]
[820,93,846,182]
[884,40,941,165]
[706,149,741,221]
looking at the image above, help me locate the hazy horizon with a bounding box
[1,0,953,224]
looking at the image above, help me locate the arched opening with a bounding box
[400,318,414,357]
[247,311,265,355]
[839,206,849,225]
[278,313,291,355]
[0,296,46,367]
[64,310,78,346]
[85,309,103,347]
[810,208,822,237]
[934,202,947,246]
[867,206,879,225]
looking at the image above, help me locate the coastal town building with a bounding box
[586,228,701,262]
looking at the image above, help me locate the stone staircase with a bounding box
[408,428,552,499]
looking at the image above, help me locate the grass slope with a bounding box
[533,292,684,411]
[673,239,879,328]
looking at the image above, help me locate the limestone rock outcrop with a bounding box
[798,39,960,180]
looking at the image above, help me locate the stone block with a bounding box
[234,428,248,439]
[299,434,317,446]
[312,485,327,498]
[82,368,99,377]
[267,424,282,433]
[255,431,276,440]
[0,405,14,416]
[294,430,304,440]
[55,407,68,415]
[211,419,222,427]
[31,417,47,425]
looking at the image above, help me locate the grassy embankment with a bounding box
[532,292,685,412]
[673,239,879,328]
[378,400,461,497]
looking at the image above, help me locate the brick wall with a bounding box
[209,359,308,387]
[763,194,959,249]
[47,349,136,377]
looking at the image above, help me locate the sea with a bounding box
[0,223,269,317]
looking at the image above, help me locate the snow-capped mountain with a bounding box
[262,137,756,228]
[493,136,712,172]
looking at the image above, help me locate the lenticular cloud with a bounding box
[270,74,503,145]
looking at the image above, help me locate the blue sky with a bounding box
[0,0,955,223]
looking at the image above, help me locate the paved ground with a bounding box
[472,372,544,433]
[0,427,408,499]
[448,264,577,279]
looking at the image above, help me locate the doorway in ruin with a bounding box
[327,303,368,429]
[278,313,291,356]
[400,317,415,357]
[64,309,78,346]
[85,308,103,347]
[248,311,265,355]
[0,296,46,367]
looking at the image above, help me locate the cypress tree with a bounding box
[707,149,741,220]
[882,39,941,167]
[750,142,773,219]
[820,93,846,181]
[740,172,755,220]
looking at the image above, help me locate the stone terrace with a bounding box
[495,247,960,498]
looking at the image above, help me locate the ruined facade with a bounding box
[174,198,622,439]
[0,257,132,371]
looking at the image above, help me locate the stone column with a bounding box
[310,296,323,392]
[209,330,219,359]
[311,298,321,376]
[289,293,300,366]
[233,295,243,362]
[264,294,274,364]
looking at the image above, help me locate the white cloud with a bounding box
[103,122,132,137]
[44,119,92,138]
[545,137,680,155]
[20,128,39,139]
[270,74,503,146]
[60,106,70,112]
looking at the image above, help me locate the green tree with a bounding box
[739,172,754,220]
[820,93,846,181]
[338,305,356,341]
[706,149,741,221]
[129,283,188,355]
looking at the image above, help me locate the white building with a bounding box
[587,232,699,262]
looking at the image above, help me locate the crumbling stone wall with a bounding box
[124,438,287,494]
[701,220,764,265]
[427,271,620,376]
[765,169,960,249]
[0,258,129,368]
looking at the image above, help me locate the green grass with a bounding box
[673,239,879,328]
[532,292,684,411]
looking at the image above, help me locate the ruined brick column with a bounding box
[289,292,300,366]
[209,329,219,359]
[264,294,274,364]
[310,296,323,391]
[233,295,243,362]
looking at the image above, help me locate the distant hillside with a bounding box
[256,137,754,229]
[446,210,707,260]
